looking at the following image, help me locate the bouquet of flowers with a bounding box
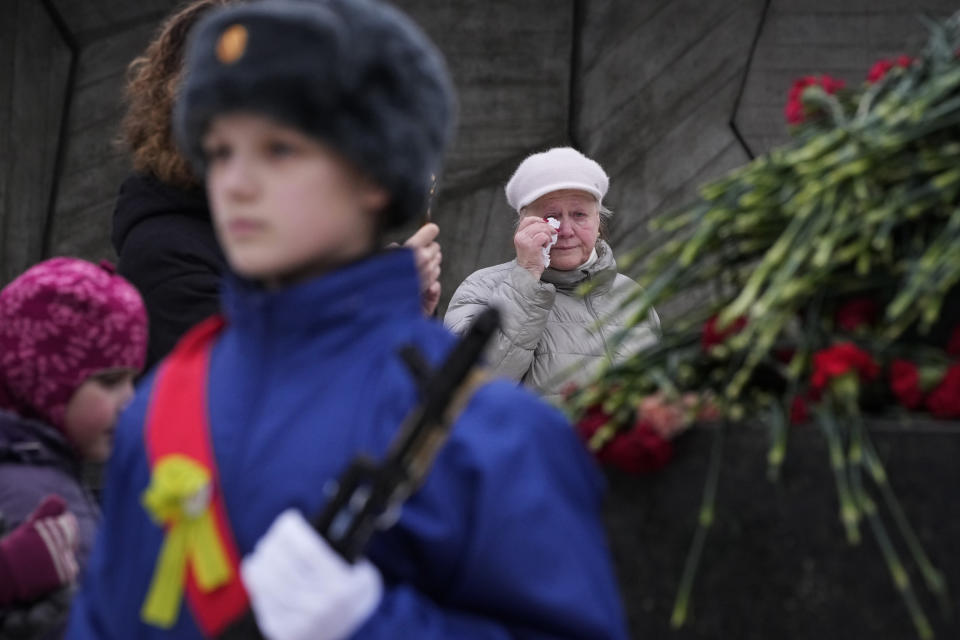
[564,13,960,639]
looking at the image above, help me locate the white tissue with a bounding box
[542,217,561,268]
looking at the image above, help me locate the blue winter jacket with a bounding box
[66,250,629,639]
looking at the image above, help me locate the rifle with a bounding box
[219,307,500,638]
[425,173,438,224]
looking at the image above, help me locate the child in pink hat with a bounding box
[0,258,147,633]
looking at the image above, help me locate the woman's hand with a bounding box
[403,223,442,316]
[514,216,556,280]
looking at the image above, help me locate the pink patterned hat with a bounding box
[0,258,147,430]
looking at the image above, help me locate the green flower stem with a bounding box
[886,211,960,336]
[726,311,791,399]
[861,429,951,616]
[722,213,809,322]
[621,262,685,327]
[671,423,725,629]
[782,128,847,164]
[766,401,788,482]
[857,488,935,640]
[846,399,865,537]
[815,407,861,545]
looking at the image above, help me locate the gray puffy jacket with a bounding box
[445,241,659,401]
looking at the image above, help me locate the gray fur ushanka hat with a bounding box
[174,0,456,228]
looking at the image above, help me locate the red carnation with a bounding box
[785,76,817,125]
[702,314,748,351]
[789,395,810,425]
[785,75,845,125]
[866,55,913,84]
[575,404,612,443]
[598,420,673,475]
[867,60,894,84]
[926,364,960,418]
[889,359,924,409]
[810,342,880,394]
[947,325,960,357]
[835,298,880,332]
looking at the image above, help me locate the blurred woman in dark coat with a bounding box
[113,0,443,370]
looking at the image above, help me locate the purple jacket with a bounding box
[0,410,100,568]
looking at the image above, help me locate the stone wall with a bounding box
[0,0,72,284]
[1,0,958,304]
[605,420,960,638]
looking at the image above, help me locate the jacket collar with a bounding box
[111,172,210,253]
[541,240,618,293]
[0,409,76,468]
[221,248,423,335]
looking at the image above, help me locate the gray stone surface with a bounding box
[46,0,178,46]
[605,420,960,639]
[47,21,162,260]
[395,1,575,187]
[391,1,575,313]
[0,0,71,285]
[579,0,765,253]
[2,0,960,305]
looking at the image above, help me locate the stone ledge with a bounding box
[604,420,960,639]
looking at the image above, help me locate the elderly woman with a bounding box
[445,147,659,400]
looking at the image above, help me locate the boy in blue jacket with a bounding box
[66,1,629,638]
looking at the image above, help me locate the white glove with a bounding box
[542,217,561,268]
[240,509,383,640]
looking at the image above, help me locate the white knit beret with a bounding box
[504,147,609,212]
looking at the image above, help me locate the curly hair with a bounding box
[120,0,238,189]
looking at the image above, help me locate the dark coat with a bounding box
[0,411,97,638]
[0,410,100,570]
[111,173,227,371]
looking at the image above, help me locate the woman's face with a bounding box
[525,190,600,270]
[203,113,387,287]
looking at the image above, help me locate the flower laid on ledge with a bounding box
[809,341,879,397]
[576,407,674,475]
[785,74,846,125]
[701,314,747,352]
[833,297,880,332]
[866,55,914,84]
[563,13,960,639]
[573,392,720,475]
[926,363,960,417]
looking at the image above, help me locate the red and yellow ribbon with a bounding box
[140,455,233,628]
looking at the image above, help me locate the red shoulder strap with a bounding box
[144,315,249,637]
